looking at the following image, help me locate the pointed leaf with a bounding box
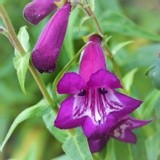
[15,26,30,56]
[112,41,134,55]
[13,53,30,94]
[13,26,30,94]
[43,108,70,143]
[79,16,94,30]
[122,68,138,92]
[0,100,49,151]
[103,35,112,45]
[62,129,93,160]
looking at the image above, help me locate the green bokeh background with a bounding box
[0,0,160,159]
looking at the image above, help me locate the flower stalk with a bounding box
[0,4,53,105]
[81,2,123,81]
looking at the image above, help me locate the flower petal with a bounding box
[124,117,152,129]
[54,96,85,129]
[111,129,137,143]
[88,137,109,153]
[87,69,122,89]
[57,72,86,94]
[79,35,106,82]
[23,0,57,25]
[110,116,151,143]
[32,3,71,73]
[111,91,142,117]
[82,115,117,139]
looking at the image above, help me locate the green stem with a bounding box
[0,5,52,105]
[82,5,121,75]
[82,4,128,93]
[83,4,103,34]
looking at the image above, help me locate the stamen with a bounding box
[78,90,86,96]
[98,88,108,95]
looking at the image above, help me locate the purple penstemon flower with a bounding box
[54,34,149,152]
[23,0,58,25]
[31,2,71,73]
[88,116,151,152]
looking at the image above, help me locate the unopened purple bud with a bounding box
[32,3,71,73]
[23,0,57,25]
[79,34,106,82]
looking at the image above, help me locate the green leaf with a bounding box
[42,108,70,143]
[122,68,138,92]
[112,41,134,55]
[140,90,160,118]
[52,155,70,160]
[103,35,112,45]
[145,133,160,160]
[102,11,160,41]
[15,26,30,55]
[13,53,30,94]
[106,141,117,160]
[0,100,50,151]
[113,141,133,160]
[62,129,93,160]
[79,16,94,31]
[13,26,30,94]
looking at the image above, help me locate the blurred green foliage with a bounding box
[0,0,160,159]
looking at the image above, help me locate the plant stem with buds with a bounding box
[0,5,53,105]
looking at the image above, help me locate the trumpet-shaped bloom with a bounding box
[54,34,150,152]
[23,0,58,25]
[88,116,150,152]
[32,3,71,73]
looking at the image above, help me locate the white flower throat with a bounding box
[73,88,123,125]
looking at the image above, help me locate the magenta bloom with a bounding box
[23,0,58,25]
[54,34,149,152]
[32,3,71,73]
[89,116,150,152]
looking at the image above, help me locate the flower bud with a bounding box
[23,0,57,25]
[79,34,106,82]
[32,3,71,73]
